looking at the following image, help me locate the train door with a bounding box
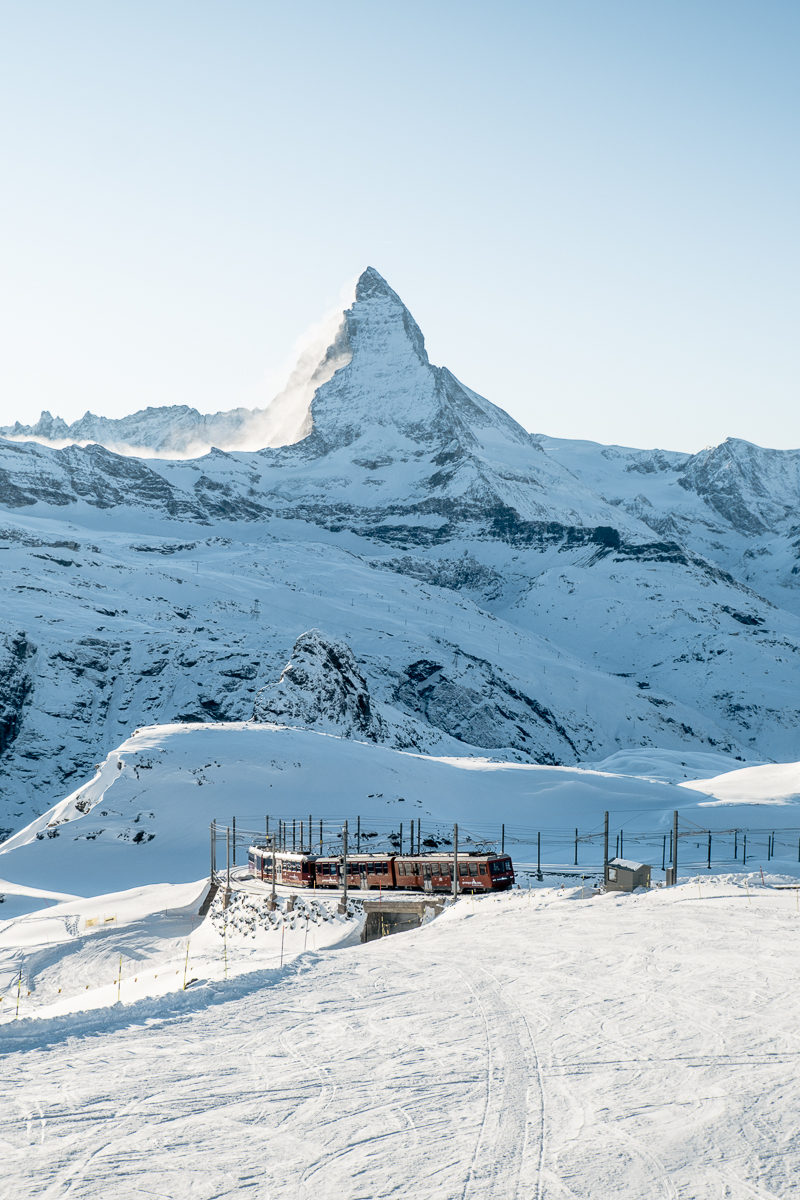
[359,862,368,890]
[422,862,433,893]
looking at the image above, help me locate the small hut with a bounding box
[605,857,651,892]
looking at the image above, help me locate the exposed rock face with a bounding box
[395,656,578,764]
[0,631,35,757]
[253,630,386,742]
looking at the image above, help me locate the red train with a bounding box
[247,847,515,893]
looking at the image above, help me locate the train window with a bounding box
[479,865,487,874]
[505,860,512,871]
[398,862,406,875]
[459,863,468,875]
[469,863,478,876]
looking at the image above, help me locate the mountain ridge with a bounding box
[0,267,798,833]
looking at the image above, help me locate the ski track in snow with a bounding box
[2,882,800,1199]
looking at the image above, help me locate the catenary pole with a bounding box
[342,820,348,909]
[672,810,679,885]
[452,823,459,898]
[603,812,609,871]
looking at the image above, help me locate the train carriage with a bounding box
[247,845,515,893]
[313,854,393,890]
[248,847,316,888]
[395,853,514,892]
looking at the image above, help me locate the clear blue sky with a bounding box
[0,1,798,451]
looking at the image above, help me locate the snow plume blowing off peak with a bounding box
[0,267,478,459]
[0,277,361,458]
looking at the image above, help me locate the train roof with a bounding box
[248,846,511,861]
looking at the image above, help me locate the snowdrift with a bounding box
[681,759,800,804]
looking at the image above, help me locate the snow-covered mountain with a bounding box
[1,267,799,835]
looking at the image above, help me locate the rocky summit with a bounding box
[1,267,799,832]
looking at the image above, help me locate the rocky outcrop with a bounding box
[253,630,386,742]
[0,631,35,757]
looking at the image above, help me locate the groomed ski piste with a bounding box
[2,726,800,1197]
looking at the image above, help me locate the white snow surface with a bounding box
[2,878,800,1198]
[681,759,800,804]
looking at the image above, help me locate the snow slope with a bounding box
[0,722,794,903]
[2,879,799,1198]
[682,759,800,804]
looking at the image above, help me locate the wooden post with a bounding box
[300,820,304,856]
[615,835,619,858]
[452,823,459,898]
[603,812,609,872]
[620,829,624,858]
[707,832,712,869]
[734,829,738,859]
[672,809,679,884]
[319,818,322,851]
[309,814,312,854]
[661,834,666,871]
[501,824,505,854]
[357,815,361,854]
[293,818,296,852]
[537,831,542,881]
[743,832,747,865]
[232,816,236,866]
[399,822,403,855]
[417,818,421,854]
[574,827,578,866]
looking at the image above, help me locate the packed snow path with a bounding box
[3,881,799,1198]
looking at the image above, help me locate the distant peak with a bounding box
[355,266,403,304]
